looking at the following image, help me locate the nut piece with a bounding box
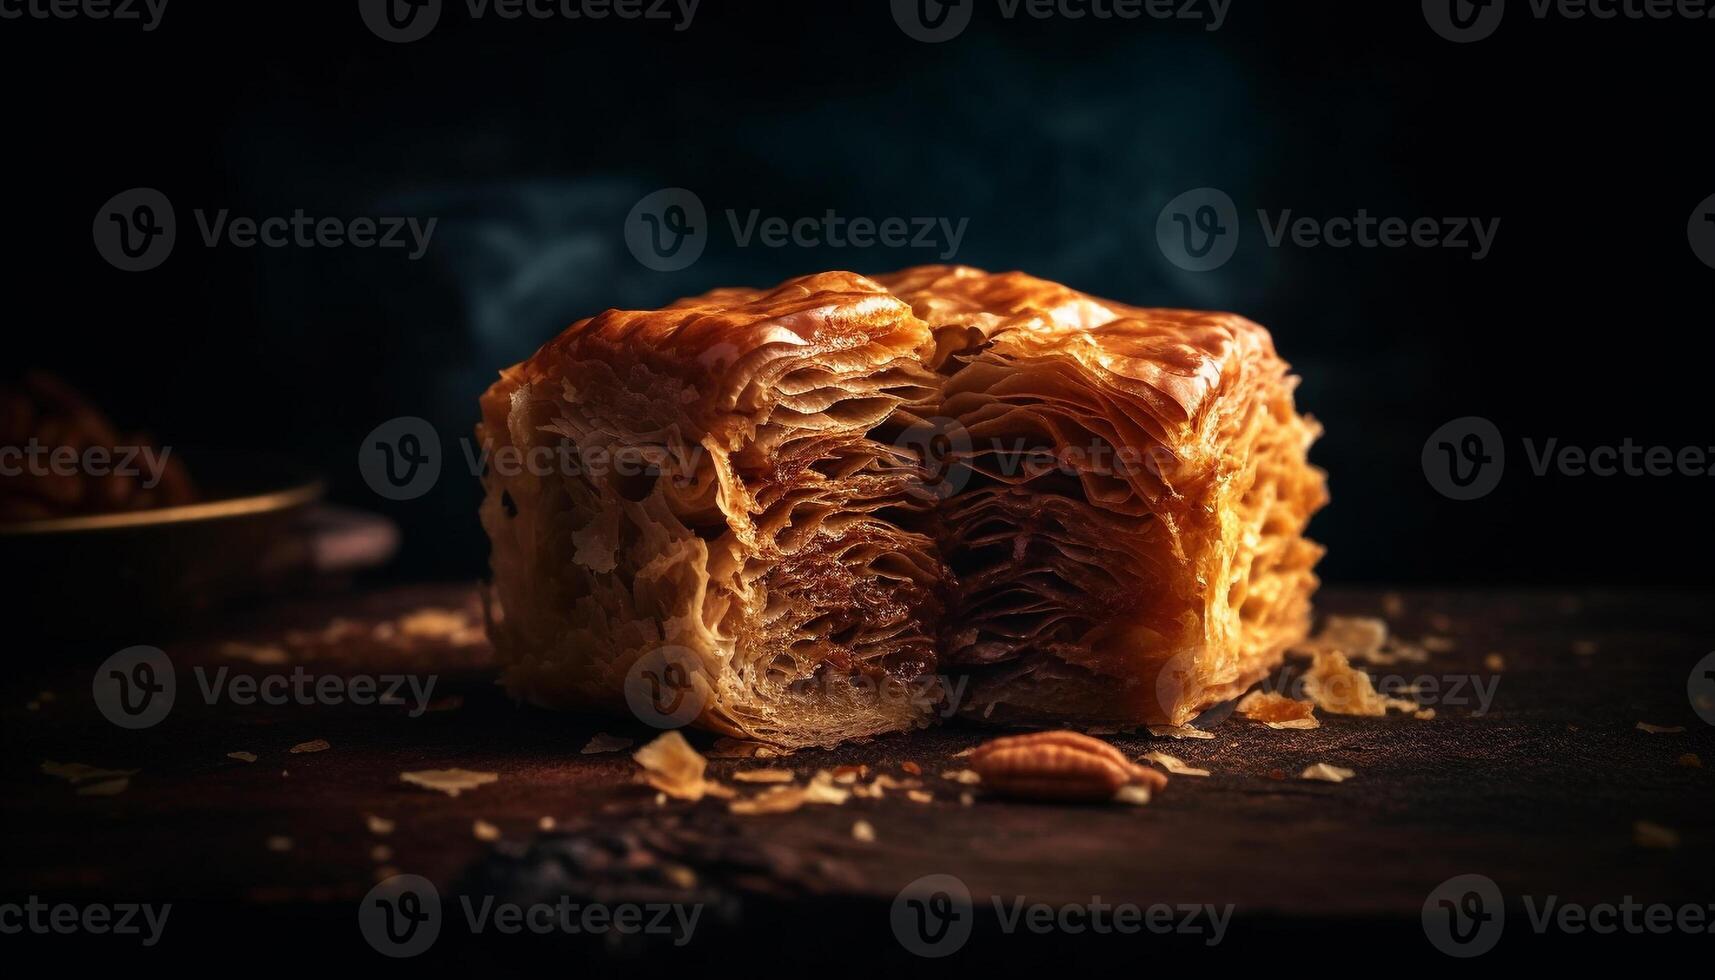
[967,731,1167,802]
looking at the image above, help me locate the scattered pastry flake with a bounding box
[371,845,393,863]
[289,739,331,754]
[1483,653,1506,672]
[1421,635,1456,654]
[732,768,796,784]
[949,746,977,759]
[1676,753,1702,768]
[366,814,396,836]
[41,761,138,796]
[1147,725,1217,740]
[830,764,869,784]
[941,769,982,784]
[958,792,975,806]
[1236,691,1320,730]
[1413,708,1437,721]
[1301,763,1356,783]
[1115,784,1153,806]
[804,771,853,804]
[400,769,499,798]
[708,737,792,759]
[662,864,698,889]
[1303,651,1419,717]
[1572,640,1598,657]
[906,789,934,804]
[580,733,633,754]
[266,836,293,852]
[1381,592,1406,618]
[1636,722,1686,735]
[472,819,500,842]
[633,731,730,801]
[538,816,557,831]
[728,786,808,815]
[852,819,877,843]
[1293,615,1427,666]
[1634,821,1680,850]
[901,761,922,776]
[219,641,290,665]
[227,751,259,763]
[850,774,922,799]
[1143,752,1210,777]
[1299,615,1386,658]
[398,608,466,636]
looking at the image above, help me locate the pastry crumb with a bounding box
[580,733,633,754]
[1115,785,1153,805]
[1143,751,1210,777]
[1236,691,1319,729]
[1300,763,1356,783]
[633,731,730,801]
[1147,725,1216,740]
[1634,820,1680,850]
[400,769,499,798]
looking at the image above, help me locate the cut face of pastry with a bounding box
[478,266,1326,747]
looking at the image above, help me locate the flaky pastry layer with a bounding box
[479,266,1326,746]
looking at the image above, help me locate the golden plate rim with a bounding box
[0,479,325,537]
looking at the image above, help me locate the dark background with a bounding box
[6,0,1711,586]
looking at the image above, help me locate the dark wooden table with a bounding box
[4,585,1711,969]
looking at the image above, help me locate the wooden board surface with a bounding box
[4,585,1711,967]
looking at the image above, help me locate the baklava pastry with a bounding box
[478,266,1326,747]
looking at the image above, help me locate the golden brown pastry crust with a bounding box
[479,266,1326,745]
